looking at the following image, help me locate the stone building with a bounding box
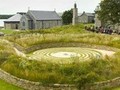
[4,13,25,29]
[78,12,95,23]
[20,10,62,30]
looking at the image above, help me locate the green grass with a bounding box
[112,87,120,90]
[3,24,119,49]
[0,79,23,90]
[0,29,18,34]
[5,32,120,50]
[1,54,120,86]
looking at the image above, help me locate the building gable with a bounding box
[78,12,95,23]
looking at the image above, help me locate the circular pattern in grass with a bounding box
[29,47,103,63]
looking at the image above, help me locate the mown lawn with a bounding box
[0,29,18,34]
[0,79,23,90]
[113,88,120,90]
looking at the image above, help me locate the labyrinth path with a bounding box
[29,47,115,63]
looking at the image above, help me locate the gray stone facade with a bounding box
[4,13,22,29]
[4,22,20,29]
[78,12,95,23]
[20,10,62,30]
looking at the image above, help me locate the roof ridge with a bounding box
[29,10,55,12]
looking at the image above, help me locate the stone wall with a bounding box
[0,68,77,90]
[84,77,120,90]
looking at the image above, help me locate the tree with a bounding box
[62,9,73,25]
[0,15,13,19]
[98,0,120,25]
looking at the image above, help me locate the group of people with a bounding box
[85,25,113,35]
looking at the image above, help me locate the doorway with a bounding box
[15,24,18,29]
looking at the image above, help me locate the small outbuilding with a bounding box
[4,13,24,29]
[20,10,62,30]
[78,12,95,23]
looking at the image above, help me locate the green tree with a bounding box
[98,0,120,25]
[62,9,73,25]
[0,15,13,19]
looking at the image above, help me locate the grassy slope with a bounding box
[4,24,120,50]
[0,79,23,90]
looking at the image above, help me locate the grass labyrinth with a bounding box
[29,47,114,63]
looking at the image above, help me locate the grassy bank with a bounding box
[5,32,120,50]
[3,24,119,49]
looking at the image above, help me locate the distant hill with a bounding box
[0,15,13,19]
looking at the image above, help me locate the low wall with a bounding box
[84,77,120,90]
[0,68,77,90]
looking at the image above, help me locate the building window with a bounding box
[22,21,25,26]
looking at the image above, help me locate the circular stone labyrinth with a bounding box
[29,47,115,63]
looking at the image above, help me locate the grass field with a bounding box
[0,79,23,90]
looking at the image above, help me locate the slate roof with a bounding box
[85,13,95,17]
[28,10,61,20]
[4,14,22,22]
[79,12,95,17]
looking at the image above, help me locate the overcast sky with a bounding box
[0,0,100,14]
